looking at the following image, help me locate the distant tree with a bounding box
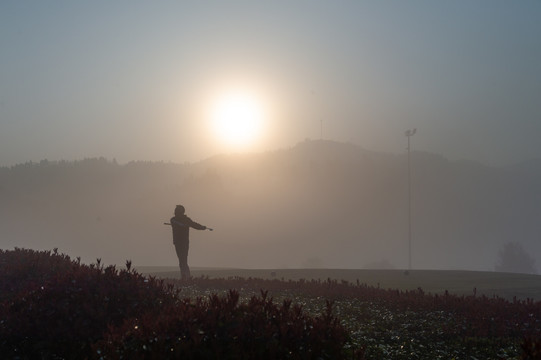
[495,242,537,274]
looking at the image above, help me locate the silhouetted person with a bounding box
[169,205,207,280]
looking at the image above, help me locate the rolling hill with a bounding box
[1,140,540,272]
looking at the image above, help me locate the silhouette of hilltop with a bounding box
[1,140,539,272]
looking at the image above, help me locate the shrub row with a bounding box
[0,248,352,359]
[177,275,541,340]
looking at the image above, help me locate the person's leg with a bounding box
[182,264,191,280]
[174,241,190,280]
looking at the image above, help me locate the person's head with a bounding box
[175,205,185,216]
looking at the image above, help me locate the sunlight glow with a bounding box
[209,91,266,150]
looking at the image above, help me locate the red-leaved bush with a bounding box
[96,291,348,359]
[179,276,541,340]
[0,248,352,359]
[2,248,540,359]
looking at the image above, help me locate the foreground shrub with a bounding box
[177,275,541,340]
[97,290,348,359]
[169,276,541,359]
[0,248,180,358]
[522,337,541,360]
[0,248,351,359]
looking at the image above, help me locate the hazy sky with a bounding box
[1,1,540,167]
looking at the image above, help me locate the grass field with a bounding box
[3,247,539,359]
[139,267,541,358]
[137,267,541,301]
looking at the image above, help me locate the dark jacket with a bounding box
[170,214,206,244]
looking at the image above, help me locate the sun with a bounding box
[209,91,266,149]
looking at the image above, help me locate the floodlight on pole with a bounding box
[405,128,416,271]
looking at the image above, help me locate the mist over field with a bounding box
[1,140,539,272]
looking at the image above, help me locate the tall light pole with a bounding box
[405,128,417,271]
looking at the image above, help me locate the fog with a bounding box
[1,140,539,273]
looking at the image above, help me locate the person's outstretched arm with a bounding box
[187,217,206,231]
